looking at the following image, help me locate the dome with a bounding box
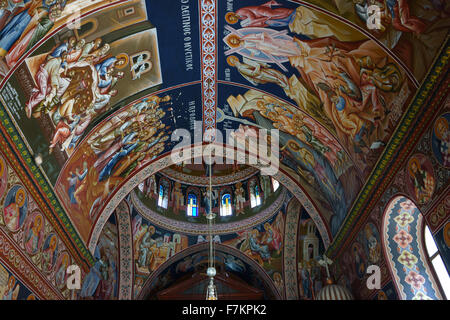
[316,279,353,300]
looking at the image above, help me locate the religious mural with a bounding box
[303,0,450,81]
[0,151,81,299]
[79,213,118,300]
[0,262,37,300]
[0,0,447,301]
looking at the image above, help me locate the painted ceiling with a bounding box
[0,0,448,273]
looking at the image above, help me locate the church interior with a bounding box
[0,0,448,301]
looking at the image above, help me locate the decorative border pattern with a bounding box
[327,38,450,257]
[116,201,133,300]
[131,188,286,235]
[88,144,331,253]
[200,0,217,135]
[382,197,442,300]
[159,166,258,187]
[0,109,94,268]
[0,228,61,300]
[283,198,300,300]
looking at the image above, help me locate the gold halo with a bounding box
[434,117,448,140]
[34,215,43,231]
[225,34,242,48]
[444,222,450,248]
[115,53,129,69]
[0,158,4,176]
[225,12,239,24]
[15,188,26,207]
[287,140,300,152]
[408,157,420,177]
[226,55,239,67]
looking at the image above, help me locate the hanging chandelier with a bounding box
[205,147,218,300]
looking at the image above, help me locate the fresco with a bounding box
[405,153,435,205]
[0,262,37,300]
[0,0,149,80]
[80,213,118,299]
[303,0,450,81]
[296,207,327,300]
[0,0,446,254]
[0,1,160,184]
[0,155,80,299]
[134,171,283,225]
[142,248,276,300]
[223,209,285,281]
[431,112,450,168]
[54,86,200,241]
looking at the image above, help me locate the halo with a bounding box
[0,157,4,177]
[225,34,242,48]
[226,55,239,67]
[444,222,450,248]
[15,188,26,207]
[287,140,300,152]
[225,12,239,24]
[35,215,43,231]
[434,117,448,140]
[115,53,129,69]
[407,157,420,177]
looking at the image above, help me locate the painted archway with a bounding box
[382,195,444,300]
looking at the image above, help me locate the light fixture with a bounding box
[205,148,218,300]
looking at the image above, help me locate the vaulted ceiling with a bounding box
[0,0,448,299]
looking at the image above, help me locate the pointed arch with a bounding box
[382,195,444,300]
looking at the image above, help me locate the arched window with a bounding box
[186,193,198,217]
[138,181,145,193]
[250,180,261,208]
[382,196,445,300]
[157,182,168,209]
[271,177,280,192]
[424,225,450,299]
[220,193,232,217]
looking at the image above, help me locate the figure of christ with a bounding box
[225,1,295,28]
[226,55,288,89]
[225,30,303,62]
[26,52,70,118]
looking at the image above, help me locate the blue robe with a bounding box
[0,7,32,53]
[99,142,138,181]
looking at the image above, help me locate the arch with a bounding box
[87,144,332,253]
[219,186,233,217]
[136,242,282,300]
[382,195,443,300]
[186,192,199,217]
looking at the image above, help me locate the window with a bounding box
[271,178,280,191]
[186,193,198,217]
[220,194,232,217]
[158,184,168,209]
[424,225,450,299]
[250,182,261,208]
